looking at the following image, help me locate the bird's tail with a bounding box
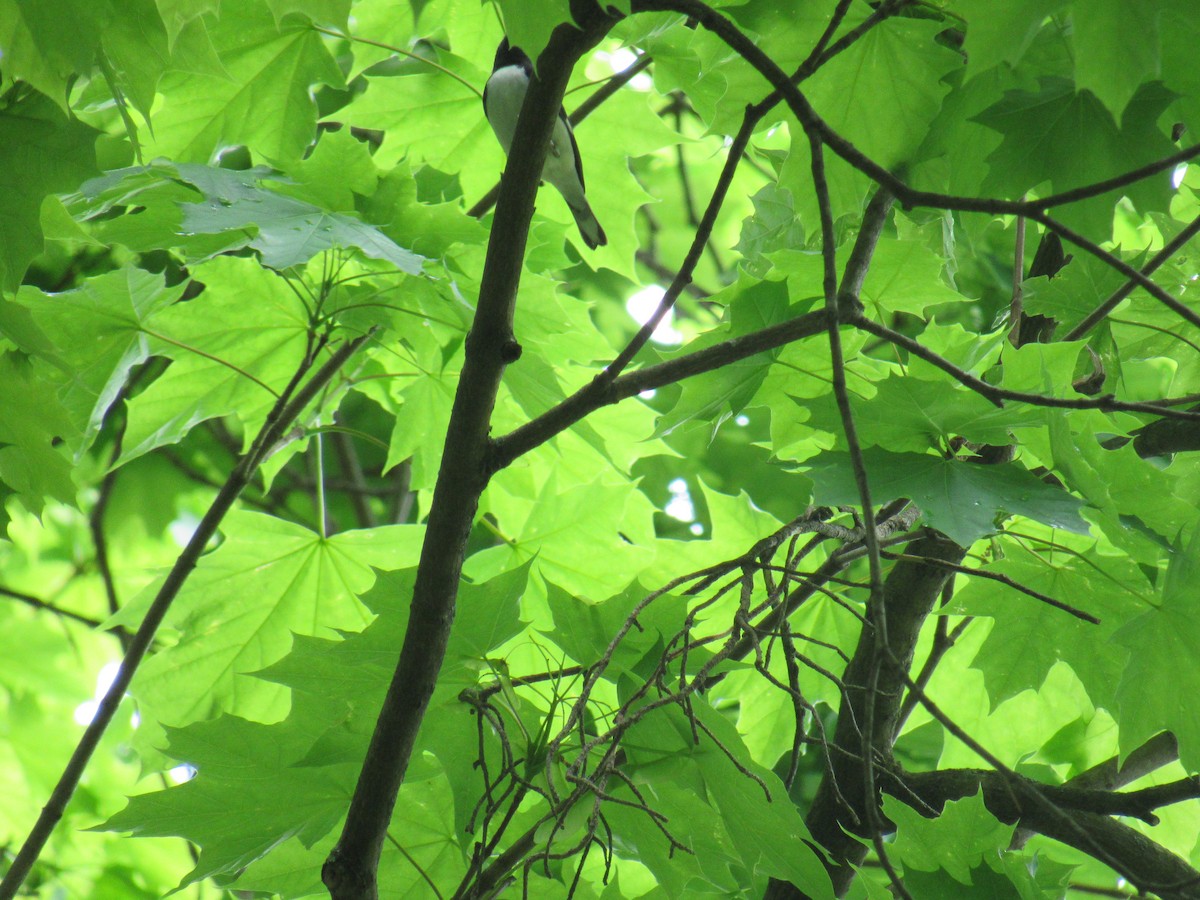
[568,199,607,250]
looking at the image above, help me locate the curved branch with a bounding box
[0,331,372,900]
[490,183,894,469]
[898,768,1200,898]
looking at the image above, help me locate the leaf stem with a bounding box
[141,327,282,398]
[312,25,483,98]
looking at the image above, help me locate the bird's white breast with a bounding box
[485,64,588,209]
[484,66,529,153]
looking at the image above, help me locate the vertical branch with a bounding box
[792,535,965,899]
[321,16,615,900]
[332,430,378,528]
[1008,211,1026,347]
[807,132,905,897]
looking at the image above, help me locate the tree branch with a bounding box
[853,313,1200,423]
[899,767,1200,827]
[897,768,1200,898]
[0,585,109,630]
[809,129,910,898]
[321,14,618,900]
[1065,213,1200,341]
[0,331,372,900]
[775,532,965,899]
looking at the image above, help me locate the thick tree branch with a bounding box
[899,767,1200,827]
[780,532,965,899]
[897,768,1200,898]
[321,14,617,900]
[1131,407,1200,456]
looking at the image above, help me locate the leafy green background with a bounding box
[1,0,1199,898]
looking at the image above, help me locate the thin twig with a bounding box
[1065,212,1200,340]
[882,551,1100,623]
[0,585,108,630]
[0,331,373,900]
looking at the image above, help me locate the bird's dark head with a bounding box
[493,37,533,75]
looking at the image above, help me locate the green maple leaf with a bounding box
[807,448,1087,546]
[804,15,960,170]
[545,579,687,675]
[1072,0,1161,119]
[0,93,100,290]
[260,564,527,840]
[144,0,344,163]
[97,714,353,887]
[953,551,1148,708]
[100,0,171,120]
[771,237,963,317]
[975,77,1177,236]
[118,256,311,464]
[10,267,184,453]
[654,278,792,438]
[179,186,425,272]
[778,13,960,226]
[124,511,423,729]
[887,791,1013,884]
[0,0,109,109]
[338,47,492,191]
[953,0,1067,80]
[467,474,656,598]
[73,160,424,272]
[1115,523,1200,771]
[0,356,76,527]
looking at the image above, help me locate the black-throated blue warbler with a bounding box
[482,38,607,249]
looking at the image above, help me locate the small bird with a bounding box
[482,38,607,249]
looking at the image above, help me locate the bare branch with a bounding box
[0,330,371,900]
[1066,213,1200,340]
[323,16,618,899]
